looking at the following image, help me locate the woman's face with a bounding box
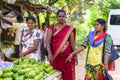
[27,19,36,30]
[57,12,66,24]
[94,21,104,32]
[42,25,46,31]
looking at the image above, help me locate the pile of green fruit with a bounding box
[0,57,56,80]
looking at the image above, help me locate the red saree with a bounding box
[49,24,76,80]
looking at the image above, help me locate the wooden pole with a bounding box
[37,15,40,29]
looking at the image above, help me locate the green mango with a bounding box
[3,77,12,80]
[39,65,46,71]
[43,63,51,68]
[34,75,40,80]
[34,68,40,75]
[36,62,41,65]
[24,68,33,73]
[0,70,3,77]
[13,65,21,72]
[38,72,44,79]
[13,73,19,80]
[18,58,23,64]
[21,57,26,61]
[38,67,44,71]
[48,69,56,75]
[17,69,26,75]
[35,72,44,80]
[13,59,19,65]
[13,67,18,72]
[32,64,39,69]
[3,66,13,73]
[27,65,33,68]
[3,72,13,78]
[21,64,28,69]
[45,66,53,73]
[25,71,36,78]
[16,75,25,80]
[29,58,36,64]
[25,78,34,80]
[43,73,49,79]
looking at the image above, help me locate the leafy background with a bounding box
[22,0,120,45]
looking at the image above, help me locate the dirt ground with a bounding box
[75,50,120,80]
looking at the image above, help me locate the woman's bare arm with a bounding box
[19,42,23,53]
[104,53,110,71]
[0,16,12,25]
[24,39,40,55]
[66,46,85,62]
[70,31,76,51]
[19,39,40,57]
[46,29,53,61]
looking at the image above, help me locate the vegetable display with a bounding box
[0,57,56,80]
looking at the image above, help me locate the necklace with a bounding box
[55,23,66,30]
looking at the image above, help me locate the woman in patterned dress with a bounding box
[19,16,42,61]
[66,18,113,80]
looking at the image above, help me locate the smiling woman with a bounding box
[47,9,76,80]
[19,16,43,61]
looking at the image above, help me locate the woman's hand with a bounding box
[48,53,53,63]
[75,55,78,65]
[104,53,109,72]
[19,52,26,57]
[104,64,108,72]
[66,53,74,62]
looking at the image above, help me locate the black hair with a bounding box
[57,9,67,16]
[26,16,36,23]
[95,18,106,31]
[16,15,24,21]
[42,23,46,27]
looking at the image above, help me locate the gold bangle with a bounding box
[104,64,108,65]
[47,48,51,50]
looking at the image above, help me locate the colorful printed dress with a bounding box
[21,28,42,61]
[81,31,112,80]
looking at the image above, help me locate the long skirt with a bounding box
[51,55,75,80]
[84,64,104,80]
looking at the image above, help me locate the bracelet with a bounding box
[47,48,50,50]
[104,64,108,65]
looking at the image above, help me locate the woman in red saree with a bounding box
[47,9,76,80]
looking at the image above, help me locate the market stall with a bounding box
[0,0,54,60]
[0,1,62,79]
[0,57,62,80]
